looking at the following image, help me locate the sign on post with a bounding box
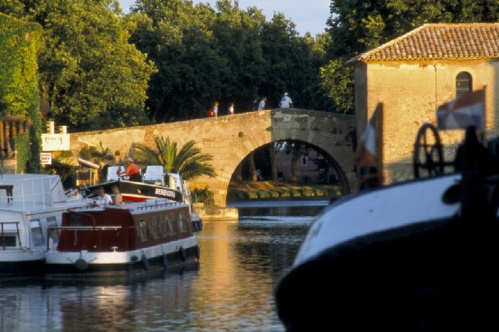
[40,152,52,165]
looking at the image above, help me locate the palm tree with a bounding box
[132,136,216,181]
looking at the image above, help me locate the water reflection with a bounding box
[0,200,326,331]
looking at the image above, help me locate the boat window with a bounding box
[30,220,44,246]
[168,213,177,236]
[178,211,187,233]
[150,215,159,239]
[0,231,17,247]
[47,216,59,243]
[456,72,472,97]
[158,215,167,238]
[138,218,148,241]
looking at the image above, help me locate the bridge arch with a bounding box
[230,139,351,192]
[70,109,356,206]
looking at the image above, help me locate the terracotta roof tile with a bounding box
[347,23,499,63]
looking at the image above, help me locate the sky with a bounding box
[118,0,331,36]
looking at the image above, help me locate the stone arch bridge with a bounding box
[70,109,356,206]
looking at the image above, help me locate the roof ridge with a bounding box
[347,23,499,63]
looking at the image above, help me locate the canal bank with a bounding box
[195,181,342,221]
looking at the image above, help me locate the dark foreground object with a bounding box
[276,214,499,331]
[276,125,499,331]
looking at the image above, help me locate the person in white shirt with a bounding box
[258,97,267,110]
[213,101,219,117]
[279,92,294,108]
[97,186,112,205]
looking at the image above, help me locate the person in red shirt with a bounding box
[117,157,142,182]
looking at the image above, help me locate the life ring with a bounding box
[162,254,169,268]
[178,247,186,261]
[74,258,88,271]
[194,245,201,260]
[141,254,149,270]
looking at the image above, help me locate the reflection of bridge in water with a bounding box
[71,109,356,206]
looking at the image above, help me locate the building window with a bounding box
[301,156,308,166]
[456,72,472,97]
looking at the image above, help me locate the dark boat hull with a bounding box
[276,214,499,331]
[275,172,499,331]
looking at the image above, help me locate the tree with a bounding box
[1,0,156,130]
[131,136,216,181]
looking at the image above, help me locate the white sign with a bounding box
[41,134,70,151]
[40,152,52,165]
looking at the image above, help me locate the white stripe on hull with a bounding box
[45,236,197,265]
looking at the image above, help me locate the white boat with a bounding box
[275,124,499,331]
[45,198,200,277]
[0,174,88,275]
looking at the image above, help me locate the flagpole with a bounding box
[482,86,487,146]
[375,103,384,185]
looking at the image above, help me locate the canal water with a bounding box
[0,199,329,332]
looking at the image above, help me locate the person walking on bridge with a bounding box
[279,92,294,108]
[258,97,267,110]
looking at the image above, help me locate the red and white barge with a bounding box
[45,198,200,276]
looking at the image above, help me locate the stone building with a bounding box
[347,23,499,183]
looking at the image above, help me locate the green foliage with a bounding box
[320,59,354,114]
[1,0,156,131]
[192,187,215,205]
[128,0,332,121]
[12,132,29,173]
[132,136,216,181]
[0,14,42,172]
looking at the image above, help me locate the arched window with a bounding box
[456,72,472,97]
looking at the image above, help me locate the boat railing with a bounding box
[0,221,21,250]
[134,201,186,211]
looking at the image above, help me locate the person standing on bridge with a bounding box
[250,98,258,111]
[258,97,267,111]
[213,101,219,117]
[279,92,294,108]
[228,103,234,115]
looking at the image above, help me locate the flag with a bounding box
[354,109,378,169]
[354,107,382,190]
[436,90,485,130]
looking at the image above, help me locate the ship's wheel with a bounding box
[413,123,444,179]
